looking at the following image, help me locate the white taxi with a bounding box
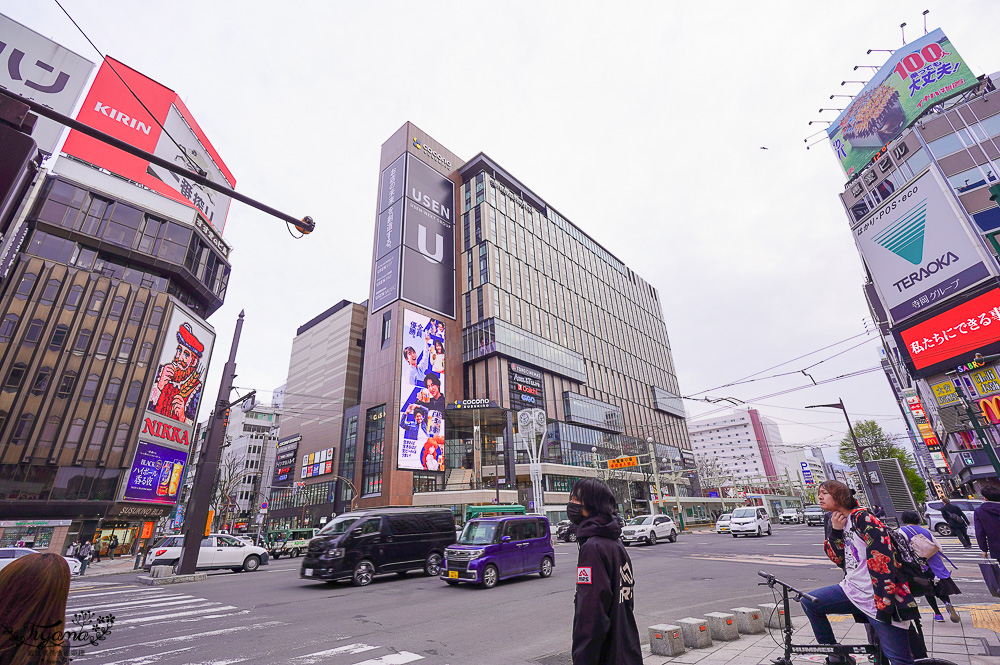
[143,534,269,573]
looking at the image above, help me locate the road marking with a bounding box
[95,646,197,665]
[81,622,286,657]
[113,605,237,625]
[68,587,166,599]
[354,654,424,665]
[67,594,195,612]
[292,643,380,663]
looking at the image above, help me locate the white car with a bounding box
[730,506,772,537]
[715,513,733,534]
[0,547,82,575]
[778,508,804,524]
[925,499,981,536]
[621,515,678,545]
[143,534,270,573]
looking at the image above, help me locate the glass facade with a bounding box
[463,317,586,381]
[563,392,624,433]
[361,405,385,496]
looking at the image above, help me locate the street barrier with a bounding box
[705,612,740,641]
[677,617,712,649]
[730,607,766,634]
[759,602,793,629]
[648,624,685,657]
[150,565,172,578]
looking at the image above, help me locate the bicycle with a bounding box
[756,570,957,665]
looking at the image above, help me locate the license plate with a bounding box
[304,569,313,577]
[448,570,458,579]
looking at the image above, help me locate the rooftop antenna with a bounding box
[900,22,907,46]
[923,9,929,35]
[854,65,879,72]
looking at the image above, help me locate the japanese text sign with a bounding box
[607,456,639,470]
[828,29,976,177]
[121,440,188,504]
[899,288,1000,371]
[972,366,1000,397]
[930,380,961,407]
[854,168,992,324]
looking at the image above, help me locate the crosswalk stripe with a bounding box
[79,621,286,657]
[354,653,424,665]
[113,605,238,625]
[67,595,194,612]
[70,597,208,616]
[67,587,167,599]
[292,643,380,663]
[96,646,197,665]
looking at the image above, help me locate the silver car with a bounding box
[0,547,82,575]
[621,515,678,545]
[925,499,981,536]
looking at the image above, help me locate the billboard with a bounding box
[121,440,188,504]
[397,309,446,471]
[854,168,993,323]
[299,447,335,479]
[828,29,976,177]
[509,362,544,411]
[898,288,1000,372]
[144,305,216,447]
[0,14,95,154]
[273,435,299,487]
[61,57,235,230]
[371,152,456,318]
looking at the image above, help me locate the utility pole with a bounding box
[178,311,246,574]
[646,437,664,516]
[806,399,880,509]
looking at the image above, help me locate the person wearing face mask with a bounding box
[568,478,642,665]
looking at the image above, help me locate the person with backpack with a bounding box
[898,511,960,623]
[77,540,93,575]
[66,540,78,558]
[108,534,119,560]
[940,498,972,549]
[975,486,1000,562]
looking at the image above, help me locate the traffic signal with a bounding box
[989,184,1000,204]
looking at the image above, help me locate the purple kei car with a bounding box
[441,516,555,589]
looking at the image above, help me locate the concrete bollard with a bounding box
[150,565,172,578]
[677,617,713,649]
[759,603,792,629]
[730,607,766,635]
[705,612,740,641]
[648,624,685,657]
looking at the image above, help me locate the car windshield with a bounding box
[731,508,756,518]
[627,516,654,526]
[781,509,798,514]
[458,521,497,545]
[719,514,731,520]
[805,507,823,513]
[318,516,359,536]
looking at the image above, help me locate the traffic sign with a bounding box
[607,456,639,470]
[529,501,535,509]
[261,501,268,510]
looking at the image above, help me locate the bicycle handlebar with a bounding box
[758,570,818,603]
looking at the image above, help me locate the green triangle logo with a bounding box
[872,200,927,265]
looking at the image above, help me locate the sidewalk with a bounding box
[642,606,1000,665]
[75,555,145,578]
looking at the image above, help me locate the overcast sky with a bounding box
[8,1,999,464]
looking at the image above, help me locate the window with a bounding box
[129,302,145,325]
[118,337,133,360]
[96,334,113,355]
[112,425,129,453]
[4,363,27,392]
[88,421,108,452]
[108,296,126,320]
[79,194,110,235]
[66,418,84,447]
[56,371,76,398]
[138,342,153,363]
[137,216,163,254]
[30,368,51,395]
[0,314,17,343]
[14,273,36,299]
[100,202,142,247]
[149,306,164,327]
[24,319,44,344]
[362,405,386,496]
[66,285,83,310]
[40,279,60,305]
[87,290,105,315]
[159,223,192,264]
[73,329,92,352]
[103,378,121,405]
[49,325,68,351]
[80,374,99,401]
[11,414,34,445]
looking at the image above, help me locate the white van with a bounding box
[729,506,771,538]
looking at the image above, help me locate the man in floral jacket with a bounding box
[801,480,920,665]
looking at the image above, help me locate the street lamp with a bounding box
[805,399,880,509]
[646,437,665,516]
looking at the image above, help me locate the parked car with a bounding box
[925,499,982,536]
[0,547,82,575]
[143,534,269,573]
[441,515,554,588]
[804,505,825,527]
[555,519,577,542]
[778,508,804,524]
[621,514,678,545]
[301,508,455,586]
[715,513,733,534]
[730,506,771,537]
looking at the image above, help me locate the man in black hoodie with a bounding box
[974,485,1000,562]
[940,497,972,548]
[568,478,642,665]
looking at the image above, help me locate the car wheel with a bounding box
[568,533,577,542]
[291,548,299,558]
[424,553,442,577]
[481,564,499,589]
[668,530,677,543]
[231,568,243,573]
[272,553,280,559]
[242,555,261,572]
[171,560,180,575]
[935,523,953,537]
[732,533,739,538]
[539,557,553,578]
[622,541,629,547]
[353,559,375,587]
[767,525,772,536]
[648,532,657,546]
[756,527,762,537]
[396,571,408,577]
[445,579,459,585]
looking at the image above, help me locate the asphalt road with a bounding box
[64,523,996,665]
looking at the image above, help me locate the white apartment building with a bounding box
[688,410,775,482]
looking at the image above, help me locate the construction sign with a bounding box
[607,456,639,470]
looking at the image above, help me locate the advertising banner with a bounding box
[899,288,1000,372]
[62,57,235,230]
[509,362,545,411]
[855,168,993,323]
[828,29,976,177]
[930,379,962,407]
[121,440,188,504]
[397,309,446,471]
[800,461,814,485]
[0,14,95,155]
[143,305,216,448]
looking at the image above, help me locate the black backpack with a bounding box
[889,527,933,595]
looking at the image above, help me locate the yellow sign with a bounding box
[607,456,639,470]
[205,510,214,536]
[930,381,961,407]
[972,367,1000,397]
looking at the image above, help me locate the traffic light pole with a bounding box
[177,311,245,575]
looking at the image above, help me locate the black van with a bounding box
[300,507,456,586]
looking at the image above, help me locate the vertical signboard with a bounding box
[370,152,456,318]
[273,435,300,488]
[902,390,950,471]
[0,14,95,154]
[509,362,544,411]
[61,57,235,230]
[828,29,976,177]
[145,306,216,433]
[397,309,446,471]
[800,461,814,485]
[121,441,188,504]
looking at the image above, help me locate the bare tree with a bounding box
[210,451,243,531]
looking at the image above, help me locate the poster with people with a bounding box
[398,309,445,472]
[146,307,215,429]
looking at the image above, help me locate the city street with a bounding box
[67,524,1000,665]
